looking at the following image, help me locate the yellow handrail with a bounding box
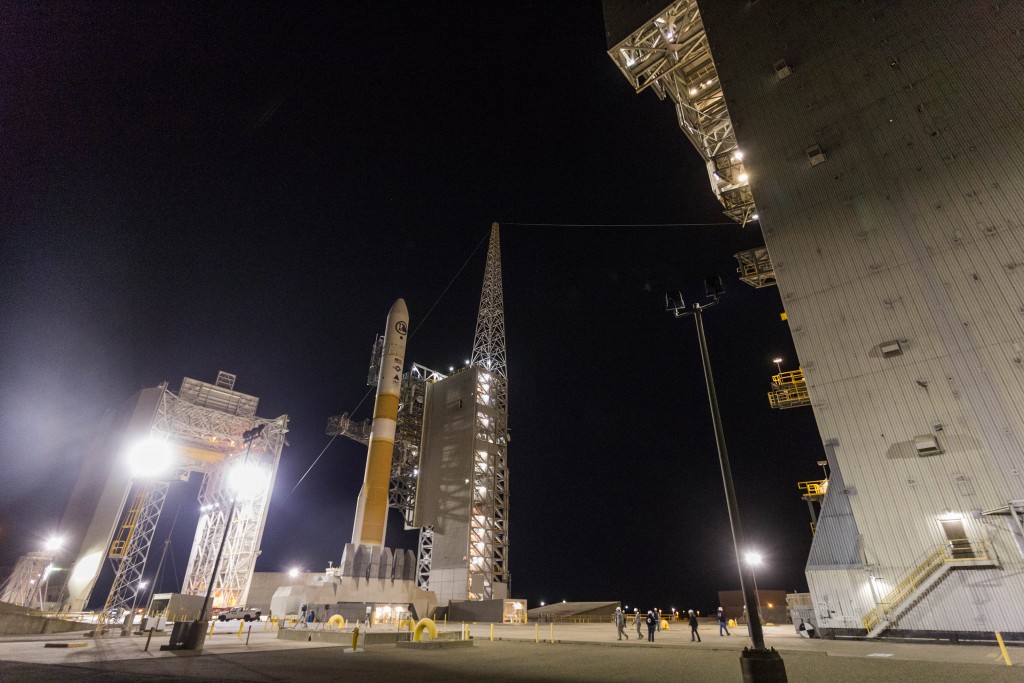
[768,369,810,409]
[862,539,991,631]
[797,480,828,497]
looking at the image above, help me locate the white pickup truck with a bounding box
[216,606,262,622]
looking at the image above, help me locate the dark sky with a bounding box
[1,2,825,613]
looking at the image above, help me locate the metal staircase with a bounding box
[862,539,998,637]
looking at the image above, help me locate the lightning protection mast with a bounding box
[468,222,510,599]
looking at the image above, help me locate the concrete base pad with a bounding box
[277,629,411,646]
[396,639,474,650]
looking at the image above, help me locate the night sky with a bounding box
[1,2,825,614]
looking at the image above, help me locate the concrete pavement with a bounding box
[0,620,1016,681]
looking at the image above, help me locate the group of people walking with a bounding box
[614,606,732,642]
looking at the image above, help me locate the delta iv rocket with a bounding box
[350,298,409,547]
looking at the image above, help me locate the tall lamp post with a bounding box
[179,423,265,651]
[668,280,787,683]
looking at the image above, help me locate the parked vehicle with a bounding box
[216,606,262,622]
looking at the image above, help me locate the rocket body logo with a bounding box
[395,321,408,335]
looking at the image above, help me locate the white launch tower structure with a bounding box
[606,0,1024,638]
[53,373,287,616]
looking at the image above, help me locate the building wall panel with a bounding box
[697,0,1024,633]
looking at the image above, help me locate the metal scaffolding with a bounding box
[468,223,510,598]
[607,2,776,287]
[93,376,288,614]
[0,552,54,609]
[608,1,756,225]
[103,481,168,619]
[180,414,288,609]
[416,525,434,591]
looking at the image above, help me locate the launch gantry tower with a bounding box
[62,373,288,617]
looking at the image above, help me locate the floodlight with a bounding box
[744,551,763,566]
[127,438,174,479]
[228,462,268,500]
[289,567,300,578]
[44,536,63,552]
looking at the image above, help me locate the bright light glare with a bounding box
[44,536,63,552]
[745,551,763,566]
[738,173,749,182]
[127,438,174,478]
[752,214,760,220]
[733,150,744,160]
[289,567,300,578]
[138,580,148,589]
[773,357,783,364]
[229,462,269,499]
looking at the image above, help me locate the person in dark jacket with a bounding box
[688,610,701,642]
[718,606,730,636]
[646,610,656,642]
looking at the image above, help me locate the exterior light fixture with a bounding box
[229,462,268,500]
[127,437,174,479]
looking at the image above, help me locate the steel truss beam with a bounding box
[0,552,54,608]
[607,0,758,226]
[416,525,434,590]
[103,481,168,620]
[181,415,287,609]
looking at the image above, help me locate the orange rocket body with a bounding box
[351,298,408,547]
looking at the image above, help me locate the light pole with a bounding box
[127,580,148,631]
[180,423,265,650]
[668,281,787,682]
[745,552,763,615]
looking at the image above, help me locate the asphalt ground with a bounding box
[0,621,1017,682]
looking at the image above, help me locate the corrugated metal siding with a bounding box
[698,0,1024,632]
[806,447,861,568]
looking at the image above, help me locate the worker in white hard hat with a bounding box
[614,606,628,640]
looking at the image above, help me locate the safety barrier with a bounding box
[412,618,438,642]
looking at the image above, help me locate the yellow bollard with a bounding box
[352,625,360,650]
[550,622,554,643]
[238,621,244,638]
[208,620,215,636]
[490,623,494,641]
[996,632,1013,666]
[535,623,539,643]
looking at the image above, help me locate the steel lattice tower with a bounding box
[0,552,54,608]
[468,222,510,596]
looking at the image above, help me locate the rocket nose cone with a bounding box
[390,298,408,319]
